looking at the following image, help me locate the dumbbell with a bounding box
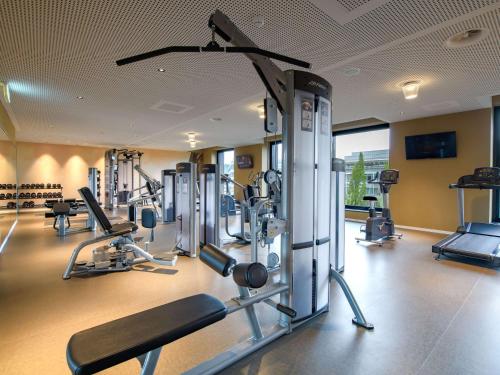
[7,184,13,189]
[42,193,48,199]
[0,184,5,189]
[22,201,29,208]
[30,192,36,199]
[13,193,17,199]
[29,201,35,208]
[13,184,16,189]
[0,194,5,200]
[29,183,35,189]
[46,183,51,189]
[7,202,15,209]
[37,193,42,199]
[47,192,53,198]
[56,184,62,189]
[6,193,13,199]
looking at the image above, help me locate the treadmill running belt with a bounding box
[446,233,500,258]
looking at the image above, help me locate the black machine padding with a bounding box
[67,294,227,375]
[200,243,236,277]
[232,263,268,288]
[78,187,112,232]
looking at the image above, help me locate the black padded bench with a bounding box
[67,294,226,375]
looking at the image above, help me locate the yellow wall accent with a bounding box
[9,142,188,201]
[388,109,491,232]
[0,101,16,141]
[234,144,264,200]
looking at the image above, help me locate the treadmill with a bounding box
[432,167,500,267]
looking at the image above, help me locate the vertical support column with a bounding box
[238,286,264,340]
[457,187,465,229]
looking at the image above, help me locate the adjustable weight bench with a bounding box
[63,187,177,279]
[67,293,227,375]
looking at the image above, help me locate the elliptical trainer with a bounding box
[356,169,402,246]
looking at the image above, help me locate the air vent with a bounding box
[150,100,193,114]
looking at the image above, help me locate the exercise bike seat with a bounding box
[362,195,378,201]
[67,293,227,375]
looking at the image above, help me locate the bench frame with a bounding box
[62,187,177,279]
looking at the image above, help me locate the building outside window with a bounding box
[334,125,390,209]
[217,149,235,196]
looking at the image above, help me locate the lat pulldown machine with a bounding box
[66,10,372,375]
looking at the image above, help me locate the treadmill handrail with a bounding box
[449,183,500,190]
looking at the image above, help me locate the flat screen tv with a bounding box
[236,154,253,169]
[405,131,457,160]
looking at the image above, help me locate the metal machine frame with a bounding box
[66,9,373,375]
[104,148,143,209]
[161,169,176,223]
[175,162,198,257]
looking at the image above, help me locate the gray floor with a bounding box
[0,211,499,375]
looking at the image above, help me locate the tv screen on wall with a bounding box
[236,154,254,169]
[405,131,457,160]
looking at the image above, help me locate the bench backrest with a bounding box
[78,187,112,232]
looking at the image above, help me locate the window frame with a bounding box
[333,123,390,212]
[492,106,500,222]
[269,140,282,171]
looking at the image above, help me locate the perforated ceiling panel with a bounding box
[337,0,372,11]
[0,0,498,150]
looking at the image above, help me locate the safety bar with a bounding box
[225,283,289,314]
[123,244,178,267]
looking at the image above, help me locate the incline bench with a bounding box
[62,187,139,279]
[63,187,177,279]
[67,293,227,375]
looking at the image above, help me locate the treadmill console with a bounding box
[473,167,500,183]
[379,169,399,185]
[457,167,500,187]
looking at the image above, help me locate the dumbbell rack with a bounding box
[0,184,64,210]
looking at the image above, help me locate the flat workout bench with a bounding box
[67,294,226,375]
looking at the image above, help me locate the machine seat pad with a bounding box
[362,195,378,201]
[67,293,227,375]
[108,222,138,234]
[44,212,78,218]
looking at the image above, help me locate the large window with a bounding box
[334,124,390,210]
[217,149,235,195]
[493,106,500,222]
[269,141,282,171]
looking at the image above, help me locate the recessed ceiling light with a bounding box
[48,124,55,128]
[77,96,84,99]
[401,81,420,100]
[445,28,490,48]
[209,117,222,122]
[157,68,166,72]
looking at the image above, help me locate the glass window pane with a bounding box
[335,129,390,209]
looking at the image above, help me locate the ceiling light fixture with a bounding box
[187,132,196,141]
[77,96,84,100]
[445,28,490,49]
[157,68,166,72]
[401,81,420,100]
[209,117,222,122]
[189,140,197,148]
